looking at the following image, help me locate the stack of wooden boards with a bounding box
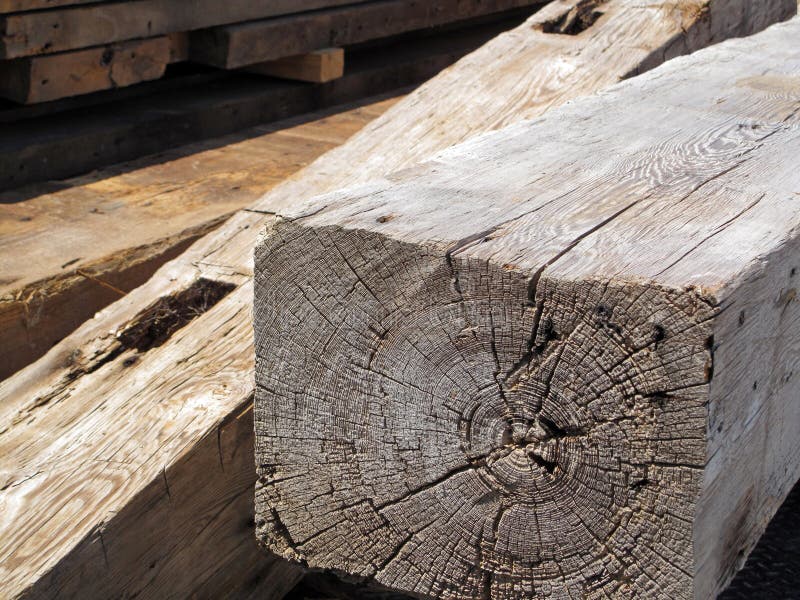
[0,0,797,598]
[0,0,548,104]
[0,15,525,191]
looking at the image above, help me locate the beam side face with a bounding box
[254,221,714,598]
[694,230,800,599]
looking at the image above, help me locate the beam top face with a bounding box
[272,18,800,301]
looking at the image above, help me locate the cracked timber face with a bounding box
[254,17,800,600]
[255,223,713,598]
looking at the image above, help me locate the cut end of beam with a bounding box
[253,15,800,600]
[253,220,714,598]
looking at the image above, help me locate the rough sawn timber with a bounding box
[252,17,800,600]
[0,37,172,104]
[0,1,793,598]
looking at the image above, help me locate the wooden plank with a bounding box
[0,0,359,59]
[252,17,800,599]
[189,0,545,69]
[0,1,792,598]
[247,48,345,83]
[0,37,170,104]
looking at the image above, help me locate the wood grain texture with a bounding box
[0,37,170,104]
[0,0,358,59]
[252,17,800,599]
[248,48,345,84]
[189,0,546,69]
[0,1,792,597]
[254,0,797,204]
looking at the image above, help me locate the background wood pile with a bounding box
[0,4,543,191]
[0,0,547,104]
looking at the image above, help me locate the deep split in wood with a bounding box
[253,17,800,600]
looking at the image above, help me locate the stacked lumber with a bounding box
[252,16,800,599]
[0,0,546,103]
[0,16,516,190]
[0,0,794,598]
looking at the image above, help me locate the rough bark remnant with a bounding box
[254,17,800,599]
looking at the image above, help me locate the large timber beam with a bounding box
[252,17,800,599]
[0,1,794,597]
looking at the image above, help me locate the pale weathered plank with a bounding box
[0,37,171,104]
[257,0,797,200]
[248,48,345,84]
[189,0,545,69]
[0,0,358,59]
[252,17,800,599]
[0,1,792,597]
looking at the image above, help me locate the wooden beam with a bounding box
[189,0,546,69]
[0,1,793,597]
[0,0,357,59]
[247,48,345,83]
[0,37,171,104]
[252,17,800,599]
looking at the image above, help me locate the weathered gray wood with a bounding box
[189,0,546,69]
[253,17,800,600]
[0,1,792,598]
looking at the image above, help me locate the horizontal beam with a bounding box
[253,16,800,599]
[0,37,171,104]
